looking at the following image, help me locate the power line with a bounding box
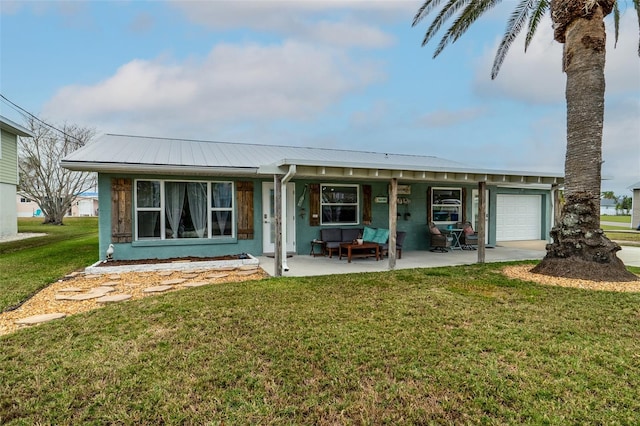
[0,93,87,143]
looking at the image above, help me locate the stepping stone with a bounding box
[181,273,199,279]
[143,285,173,293]
[55,294,77,300]
[84,274,101,279]
[157,271,174,277]
[68,293,104,301]
[215,266,237,271]
[15,313,66,325]
[101,281,120,286]
[238,265,259,271]
[91,287,115,294]
[107,274,121,280]
[183,281,211,287]
[57,287,83,292]
[237,270,260,276]
[206,273,229,279]
[96,294,132,303]
[160,278,186,285]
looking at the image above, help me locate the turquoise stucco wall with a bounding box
[98,173,554,260]
[98,173,264,261]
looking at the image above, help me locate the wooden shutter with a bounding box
[236,181,254,240]
[309,183,320,226]
[362,184,372,225]
[111,178,132,243]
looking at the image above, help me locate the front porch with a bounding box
[258,241,548,277]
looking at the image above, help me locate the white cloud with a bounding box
[417,107,488,128]
[42,40,385,134]
[168,0,411,48]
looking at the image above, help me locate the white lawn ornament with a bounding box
[105,244,115,262]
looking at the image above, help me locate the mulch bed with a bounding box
[97,254,250,267]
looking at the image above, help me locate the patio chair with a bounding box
[461,221,478,250]
[429,222,451,253]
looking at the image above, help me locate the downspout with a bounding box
[280,164,296,272]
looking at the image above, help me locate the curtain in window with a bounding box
[165,182,186,238]
[212,183,232,235]
[187,182,207,238]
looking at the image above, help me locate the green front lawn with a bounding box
[0,217,98,311]
[600,215,631,224]
[2,261,640,424]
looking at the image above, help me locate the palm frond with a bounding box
[491,0,535,79]
[434,0,502,58]
[412,0,444,26]
[613,1,620,48]
[524,0,550,51]
[420,0,471,51]
[633,0,640,56]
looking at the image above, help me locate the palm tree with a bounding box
[413,0,639,281]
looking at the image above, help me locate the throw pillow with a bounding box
[362,226,377,242]
[430,226,441,235]
[373,228,389,244]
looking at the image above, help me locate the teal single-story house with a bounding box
[0,115,34,238]
[61,134,563,269]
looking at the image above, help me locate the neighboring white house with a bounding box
[0,116,34,238]
[16,192,99,218]
[600,198,618,216]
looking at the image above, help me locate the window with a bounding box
[134,180,234,240]
[432,188,462,223]
[321,184,359,225]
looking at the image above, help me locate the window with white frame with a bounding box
[321,184,359,225]
[431,187,462,223]
[135,180,234,240]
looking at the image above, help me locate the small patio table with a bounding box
[339,242,380,263]
[446,229,464,250]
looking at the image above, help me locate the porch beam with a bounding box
[388,178,398,270]
[274,175,283,276]
[477,181,486,264]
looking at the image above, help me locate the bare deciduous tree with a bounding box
[18,117,96,225]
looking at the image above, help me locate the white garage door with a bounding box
[496,195,541,241]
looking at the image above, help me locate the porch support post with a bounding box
[388,178,398,270]
[477,181,486,264]
[274,174,283,277]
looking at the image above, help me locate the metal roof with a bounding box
[0,115,34,137]
[61,133,564,186]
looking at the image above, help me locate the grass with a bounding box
[600,215,631,224]
[0,217,98,311]
[2,217,640,423]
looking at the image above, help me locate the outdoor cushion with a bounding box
[372,228,389,244]
[342,228,361,242]
[430,225,441,235]
[463,225,475,235]
[320,228,342,242]
[362,226,377,242]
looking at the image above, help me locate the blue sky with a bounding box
[1,1,638,195]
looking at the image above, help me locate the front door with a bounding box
[262,182,296,254]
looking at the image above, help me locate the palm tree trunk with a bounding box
[532,0,637,281]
